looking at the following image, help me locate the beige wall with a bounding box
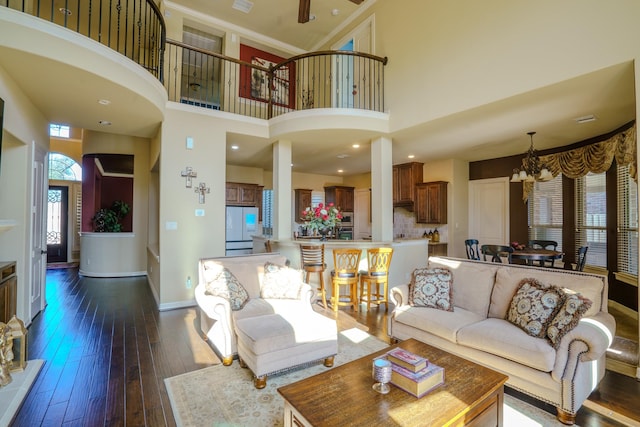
[326,0,640,134]
[0,63,49,323]
[82,130,151,275]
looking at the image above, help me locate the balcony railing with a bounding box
[2,0,165,81]
[3,2,388,119]
[165,39,387,119]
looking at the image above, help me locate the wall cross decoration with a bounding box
[195,182,210,204]
[180,167,197,188]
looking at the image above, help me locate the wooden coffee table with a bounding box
[278,338,508,426]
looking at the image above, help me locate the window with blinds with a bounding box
[311,191,324,207]
[528,174,563,252]
[575,172,607,268]
[617,164,638,276]
[262,189,273,236]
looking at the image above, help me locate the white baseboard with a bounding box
[158,299,197,311]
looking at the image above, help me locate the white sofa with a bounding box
[195,253,337,372]
[388,256,616,425]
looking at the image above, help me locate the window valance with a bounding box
[523,123,636,201]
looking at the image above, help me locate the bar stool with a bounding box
[331,248,362,312]
[299,244,327,308]
[359,247,393,311]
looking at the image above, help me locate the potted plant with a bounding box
[92,200,130,232]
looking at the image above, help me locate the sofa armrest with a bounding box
[299,282,316,306]
[390,284,410,307]
[195,283,232,325]
[552,311,616,381]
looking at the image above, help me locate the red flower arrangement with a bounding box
[300,202,342,231]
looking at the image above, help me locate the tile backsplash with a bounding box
[394,207,448,242]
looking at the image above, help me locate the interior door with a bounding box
[332,18,372,109]
[30,144,47,320]
[47,185,68,263]
[468,177,510,246]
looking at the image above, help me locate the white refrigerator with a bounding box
[225,206,259,256]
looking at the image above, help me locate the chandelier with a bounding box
[510,131,553,182]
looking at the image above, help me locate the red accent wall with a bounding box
[239,44,295,108]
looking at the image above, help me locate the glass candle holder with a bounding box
[372,358,392,394]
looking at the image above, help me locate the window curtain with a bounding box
[522,123,637,201]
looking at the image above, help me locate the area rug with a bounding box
[165,328,568,426]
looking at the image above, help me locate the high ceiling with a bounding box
[0,3,635,177]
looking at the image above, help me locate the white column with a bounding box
[371,137,393,242]
[273,140,293,241]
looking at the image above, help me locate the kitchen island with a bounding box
[252,236,429,298]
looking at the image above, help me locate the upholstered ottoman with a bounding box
[235,311,338,388]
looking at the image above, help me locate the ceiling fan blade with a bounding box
[298,0,311,23]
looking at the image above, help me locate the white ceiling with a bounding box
[0,3,635,177]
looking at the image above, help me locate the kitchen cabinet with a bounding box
[324,186,354,212]
[0,261,17,324]
[415,181,448,224]
[226,182,259,206]
[294,189,312,221]
[429,243,448,257]
[393,162,423,210]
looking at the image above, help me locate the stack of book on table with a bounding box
[384,347,444,398]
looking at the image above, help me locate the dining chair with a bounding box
[528,239,558,267]
[464,239,481,260]
[299,244,327,308]
[264,240,273,253]
[331,248,362,312]
[575,246,588,271]
[481,244,514,264]
[359,247,393,311]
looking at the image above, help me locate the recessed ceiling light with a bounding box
[232,0,253,13]
[408,154,415,159]
[575,114,596,124]
[231,145,239,150]
[59,7,72,15]
[331,9,340,16]
[98,99,111,105]
[337,154,349,159]
[98,120,111,126]
[352,144,360,148]
[338,169,344,173]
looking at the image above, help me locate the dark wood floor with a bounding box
[10,267,640,426]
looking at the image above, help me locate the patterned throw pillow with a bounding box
[408,267,453,311]
[506,278,564,338]
[547,290,592,349]
[203,264,249,311]
[260,262,304,300]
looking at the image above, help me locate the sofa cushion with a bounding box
[260,262,304,299]
[506,278,564,338]
[235,312,337,356]
[203,254,288,298]
[489,267,603,319]
[457,318,557,372]
[428,257,497,317]
[547,289,592,349]
[393,305,485,343]
[409,267,453,311]
[203,266,249,311]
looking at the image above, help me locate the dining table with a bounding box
[511,247,564,266]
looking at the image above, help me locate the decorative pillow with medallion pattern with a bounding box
[506,278,564,338]
[408,267,453,311]
[547,289,592,349]
[260,262,305,300]
[202,262,249,311]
